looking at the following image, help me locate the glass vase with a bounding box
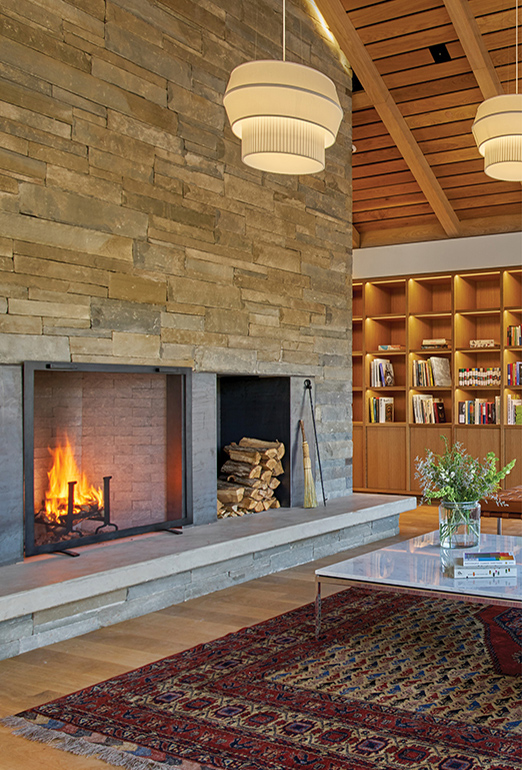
[439,501,481,548]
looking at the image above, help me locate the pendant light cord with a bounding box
[515,0,518,94]
[283,0,286,61]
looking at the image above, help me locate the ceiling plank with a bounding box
[452,192,522,210]
[442,0,503,99]
[316,0,461,237]
[353,169,418,190]
[356,213,521,248]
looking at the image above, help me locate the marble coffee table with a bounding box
[314,531,522,637]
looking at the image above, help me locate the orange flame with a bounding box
[44,436,103,522]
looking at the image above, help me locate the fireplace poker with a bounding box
[304,380,327,506]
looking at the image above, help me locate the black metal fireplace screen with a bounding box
[23,362,192,556]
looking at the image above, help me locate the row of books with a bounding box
[457,367,501,387]
[368,396,394,423]
[411,356,451,387]
[507,325,522,347]
[412,394,446,423]
[506,362,522,386]
[455,551,516,579]
[507,394,522,425]
[370,358,395,387]
[457,397,500,425]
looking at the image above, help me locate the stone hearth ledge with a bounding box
[0,493,416,659]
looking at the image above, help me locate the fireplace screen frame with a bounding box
[23,361,192,556]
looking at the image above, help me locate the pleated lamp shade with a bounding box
[223,60,343,175]
[472,94,522,181]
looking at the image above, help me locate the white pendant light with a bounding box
[223,0,343,175]
[472,0,522,182]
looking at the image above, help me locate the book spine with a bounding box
[454,565,516,578]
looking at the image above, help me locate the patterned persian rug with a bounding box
[4,587,522,770]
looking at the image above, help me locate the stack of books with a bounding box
[370,358,395,387]
[507,324,522,346]
[378,344,405,351]
[421,337,449,349]
[457,397,500,424]
[411,356,451,387]
[368,395,394,423]
[412,394,446,423]
[507,394,522,425]
[458,367,501,386]
[454,552,516,579]
[507,361,522,386]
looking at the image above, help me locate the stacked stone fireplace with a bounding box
[0,0,353,569]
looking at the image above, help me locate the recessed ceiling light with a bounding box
[429,43,451,63]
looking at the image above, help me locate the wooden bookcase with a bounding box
[352,267,522,495]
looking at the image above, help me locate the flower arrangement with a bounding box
[415,437,516,504]
[415,437,516,548]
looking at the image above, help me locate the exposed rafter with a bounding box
[442,0,503,99]
[316,0,461,238]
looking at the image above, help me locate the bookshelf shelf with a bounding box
[411,386,452,391]
[352,266,522,494]
[456,347,501,353]
[456,386,501,392]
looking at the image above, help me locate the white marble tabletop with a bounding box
[316,531,522,604]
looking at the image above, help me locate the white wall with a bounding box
[353,231,522,279]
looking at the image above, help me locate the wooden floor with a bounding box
[0,506,520,769]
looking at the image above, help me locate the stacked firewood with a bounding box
[217,437,285,518]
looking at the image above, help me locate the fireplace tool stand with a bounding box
[304,379,327,506]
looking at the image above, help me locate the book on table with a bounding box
[463,551,515,566]
[456,551,517,579]
[454,564,517,579]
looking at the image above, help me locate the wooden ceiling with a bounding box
[315,0,522,248]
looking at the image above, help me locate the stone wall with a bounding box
[0,0,353,509]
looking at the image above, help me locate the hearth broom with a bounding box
[304,379,327,506]
[299,419,317,508]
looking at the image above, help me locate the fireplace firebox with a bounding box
[24,362,192,556]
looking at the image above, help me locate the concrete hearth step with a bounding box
[0,493,415,660]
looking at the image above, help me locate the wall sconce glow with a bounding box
[223,60,343,175]
[472,94,522,181]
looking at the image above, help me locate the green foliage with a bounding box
[415,436,516,503]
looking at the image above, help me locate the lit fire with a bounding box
[44,436,103,523]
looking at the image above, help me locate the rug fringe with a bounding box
[1,716,174,770]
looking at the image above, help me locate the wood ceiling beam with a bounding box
[316,0,461,238]
[442,0,503,99]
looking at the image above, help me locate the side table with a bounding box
[481,486,522,534]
